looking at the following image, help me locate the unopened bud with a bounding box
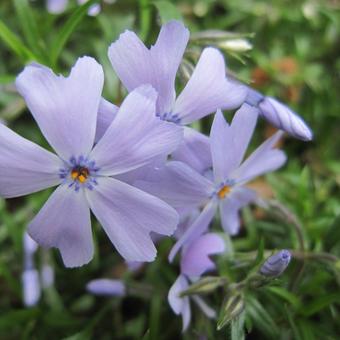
[260,250,291,277]
[258,97,313,141]
[217,293,244,330]
[244,86,313,141]
[218,39,253,52]
[180,276,227,297]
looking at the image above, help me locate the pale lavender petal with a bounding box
[87,279,126,296]
[174,210,200,240]
[47,0,68,14]
[259,97,313,141]
[219,187,256,235]
[173,48,247,124]
[172,127,212,175]
[95,98,119,143]
[135,161,213,210]
[210,105,258,183]
[28,185,93,268]
[181,233,225,277]
[86,177,179,262]
[192,296,216,319]
[0,124,62,198]
[22,269,41,307]
[150,20,190,113]
[108,21,189,114]
[168,274,191,331]
[16,57,104,161]
[233,131,287,184]
[91,86,183,176]
[169,201,217,262]
[115,155,167,185]
[181,292,191,332]
[24,232,38,255]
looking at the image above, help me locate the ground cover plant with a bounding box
[0,0,339,339]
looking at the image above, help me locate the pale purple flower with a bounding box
[260,249,291,277]
[180,232,225,277]
[22,233,41,307]
[87,278,126,296]
[107,21,246,127]
[47,0,68,14]
[168,231,224,331]
[169,275,217,332]
[0,57,181,267]
[47,0,101,16]
[137,104,286,261]
[245,86,313,141]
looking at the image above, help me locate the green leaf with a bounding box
[231,310,245,340]
[0,19,37,62]
[245,295,279,338]
[13,0,44,59]
[266,286,301,309]
[50,0,97,67]
[152,1,182,24]
[299,293,340,317]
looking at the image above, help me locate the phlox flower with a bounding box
[0,57,181,267]
[105,20,246,128]
[47,0,101,16]
[168,220,225,331]
[136,104,286,261]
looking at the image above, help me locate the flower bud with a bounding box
[217,293,244,330]
[244,86,313,141]
[260,250,291,277]
[258,97,313,141]
[218,39,253,53]
[180,276,227,297]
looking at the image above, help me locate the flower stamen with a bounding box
[217,185,230,199]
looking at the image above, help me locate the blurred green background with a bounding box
[0,0,339,339]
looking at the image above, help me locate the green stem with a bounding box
[139,0,151,41]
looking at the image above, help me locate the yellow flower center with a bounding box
[217,185,231,199]
[71,167,89,183]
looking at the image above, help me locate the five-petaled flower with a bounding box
[0,57,182,267]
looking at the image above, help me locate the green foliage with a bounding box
[0,0,339,339]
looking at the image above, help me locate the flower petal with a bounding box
[108,21,189,114]
[95,98,119,143]
[0,124,62,198]
[28,185,93,268]
[90,86,183,176]
[86,279,126,296]
[192,296,216,319]
[219,187,256,235]
[169,201,217,262]
[210,105,258,183]
[173,48,247,124]
[86,177,179,262]
[135,161,213,210]
[172,127,212,174]
[16,57,104,161]
[181,233,225,277]
[233,131,287,184]
[47,0,68,14]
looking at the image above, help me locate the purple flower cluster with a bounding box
[0,21,310,327]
